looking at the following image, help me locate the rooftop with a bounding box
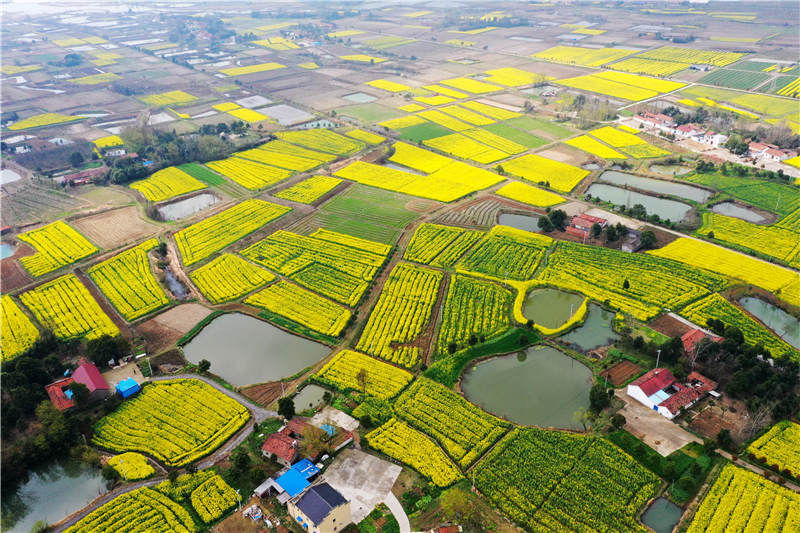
[262,432,298,464]
[72,358,109,392]
[45,377,75,411]
[630,368,676,397]
[294,482,348,526]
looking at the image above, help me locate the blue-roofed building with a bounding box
[293,458,320,480]
[288,482,350,533]
[276,468,309,498]
[320,424,336,437]
[116,378,140,399]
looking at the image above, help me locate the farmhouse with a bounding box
[45,377,76,411]
[627,368,717,419]
[72,358,111,400]
[633,111,675,133]
[681,328,722,353]
[287,482,351,533]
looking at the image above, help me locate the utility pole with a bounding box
[655,349,661,369]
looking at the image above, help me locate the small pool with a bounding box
[157,193,218,221]
[711,202,767,224]
[641,497,682,533]
[0,242,16,259]
[293,384,328,412]
[522,288,584,329]
[559,304,619,351]
[343,92,377,103]
[497,213,542,233]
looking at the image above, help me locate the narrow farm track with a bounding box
[716,450,800,493]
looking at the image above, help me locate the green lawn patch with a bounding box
[397,122,452,142]
[425,327,541,387]
[503,116,575,139]
[682,171,800,216]
[337,103,401,123]
[179,163,226,187]
[291,184,422,244]
[481,123,548,148]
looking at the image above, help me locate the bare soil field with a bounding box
[1,253,33,293]
[649,314,694,338]
[600,360,643,386]
[688,397,751,443]
[137,303,212,354]
[71,205,160,249]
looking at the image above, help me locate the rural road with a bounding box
[384,493,411,533]
[52,375,279,531]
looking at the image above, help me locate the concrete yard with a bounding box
[321,449,402,523]
[615,390,701,456]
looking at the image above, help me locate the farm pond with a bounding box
[710,202,767,223]
[1,458,107,533]
[1,242,16,259]
[559,303,620,351]
[182,313,329,386]
[461,345,593,429]
[498,213,542,233]
[156,193,219,221]
[739,297,800,349]
[523,287,584,329]
[641,497,682,533]
[598,170,711,203]
[586,183,692,223]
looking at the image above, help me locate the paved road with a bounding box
[384,493,411,533]
[150,374,278,423]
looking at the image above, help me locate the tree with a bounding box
[717,429,734,451]
[356,368,369,394]
[69,151,84,168]
[167,468,180,483]
[622,279,630,290]
[278,397,295,420]
[611,413,626,429]
[537,215,555,233]
[640,230,657,250]
[101,463,120,482]
[589,383,611,412]
[439,487,487,528]
[547,209,568,231]
[86,335,130,367]
[68,382,91,407]
[724,134,749,155]
[572,407,590,431]
[606,224,618,242]
[591,222,602,238]
[198,359,211,373]
[231,448,251,472]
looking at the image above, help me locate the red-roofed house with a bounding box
[566,226,589,239]
[675,124,705,140]
[627,368,717,419]
[262,432,299,467]
[571,214,607,232]
[72,358,110,400]
[45,377,76,411]
[681,329,722,353]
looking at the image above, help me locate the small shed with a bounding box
[116,378,140,399]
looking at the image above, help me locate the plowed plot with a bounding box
[72,206,160,249]
[600,361,642,386]
[138,303,212,353]
[1,244,33,292]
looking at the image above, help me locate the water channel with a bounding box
[586,183,692,222]
[461,345,593,429]
[182,313,330,386]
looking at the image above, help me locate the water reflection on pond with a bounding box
[739,297,800,349]
[599,171,711,203]
[157,193,219,221]
[522,288,584,329]
[1,458,107,533]
[710,202,767,224]
[497,213,542,233]
[641,497,682,533]
[461,345,593,429]
[182,313,329,386]
[586,183,691,223]
[559,304,619,351]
